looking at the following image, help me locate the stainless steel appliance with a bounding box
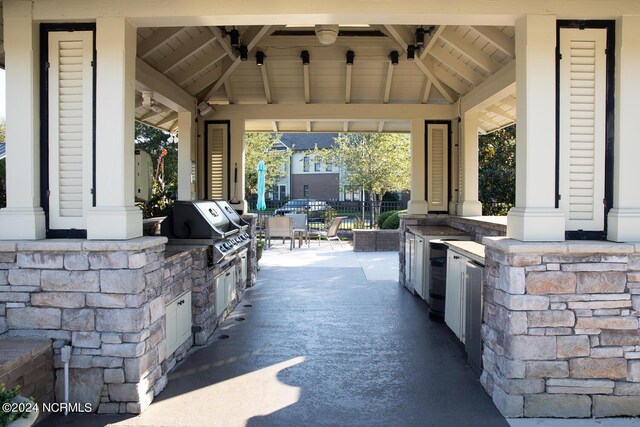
[161,200,250,265]
[465,260,484,377]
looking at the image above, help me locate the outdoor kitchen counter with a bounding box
[407,225,471,238]
[444,240,486,266]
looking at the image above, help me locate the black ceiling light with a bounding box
[256,51,265,66]
[346,50,355,65]
[388,50,399,65]
[239,45,248,61]
[407,45,416,60]
[415,27,426,47]
[300,50,310,65]
[229,29,240,48]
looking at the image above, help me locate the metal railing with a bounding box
[481,200,514,216]
[247,198,407,232]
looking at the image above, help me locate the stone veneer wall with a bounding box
[0,230,256,415]
[353,229,400,252]
[482,238,640,418]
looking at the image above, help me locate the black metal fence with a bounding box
[248,198,408,231]
[482,200,514,216]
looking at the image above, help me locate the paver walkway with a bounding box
[43,241,508,427]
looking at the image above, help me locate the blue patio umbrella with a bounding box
[256,160,267,211]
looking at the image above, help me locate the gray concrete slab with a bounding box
[40,245,508,427]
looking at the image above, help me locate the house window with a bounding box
[279,185,287,201]
[303,185,309,197]
[326,163,332,172]
[303,156,310,172]
[344,186,361,201]
[314,160,321,172]
[344,187,352,201]
[272,185,287,201]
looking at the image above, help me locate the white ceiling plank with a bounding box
[155,112,179,127]
[306,121,311,132]
[260,64,273,103]
[204,25,272,101]
[378,121,385,132]
[157,30,214,74]
[419,25,446,60]
[382,24,411,51]
[433,65,469,94]
[169,120,179,133]
[485,104,515,121]
[439,27,501,74]
[500,95,516,108]
[303,63,310,104]
[136,58,196,112]
[460,60,515,112]
[421,78,432,103]
[171,44,227,86]
[223,81,233,104]
[414,58,456,103]
[477,123,488,134]
[345,64,352,104]
[428,45,484,86]
[478,112,503,128]
[138,109,165,121]
[383,61,394,104]
[184,62,224,95]
[137,27,183,59]
[472,26,515,57]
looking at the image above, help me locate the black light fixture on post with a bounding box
[346,50,355,65]
[300,50,310,65]
[256,51,265,66]
[388,50,399,65]
[229,29,240,48]
[407,45,416,60]
[415,27,425,47]
[239,45,248,61]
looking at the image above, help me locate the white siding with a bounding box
[48,31,94,230]
[559,28,607,232]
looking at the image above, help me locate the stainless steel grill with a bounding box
[161,200,250,265]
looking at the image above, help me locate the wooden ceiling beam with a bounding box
[383,61,394,104]
[472,26,515,57]
[223,81,234,104]
[155,112,179,127]
[171,43,227,86]
[303,63,310,104]
[345,63,352,104]
[157,30,215,74]
[378,121,385,132]
[439,27,501,74]
[260,64,273,103]
[419,25,445,60]
[428,44,484,86]
[485,104,515,121]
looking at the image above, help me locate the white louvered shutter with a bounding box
[559,28,607,232]
[207,124,228,199]
[48,31,94,230]
[427,123,449,212]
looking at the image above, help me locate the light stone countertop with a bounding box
[444,240,486,265]
[407,225,470,238]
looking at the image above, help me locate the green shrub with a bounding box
[381,209,407,229]
[0,384,33,426]
[377,210,398,228]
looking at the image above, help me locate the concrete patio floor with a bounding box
[43,240,510,426]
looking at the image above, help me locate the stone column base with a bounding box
[607,208,640,242]
[407,199,428,215]
[507,207,565,241]
[457,200,483,217]
[0,207,46,240]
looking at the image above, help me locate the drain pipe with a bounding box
[60,345,72,415]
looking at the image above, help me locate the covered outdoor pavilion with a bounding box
[1,0,640,419]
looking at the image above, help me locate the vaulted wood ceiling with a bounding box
[135,24,516,134]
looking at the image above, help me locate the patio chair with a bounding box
[266,216,295,251]
[285,213,309,248]
[309,216,347,249]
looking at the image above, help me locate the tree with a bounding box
[312,132,411,223]
[134,122,177,217]
[478,124,516,215]
[244,133,291,198]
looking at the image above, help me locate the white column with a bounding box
[177,111,194,201]
[408,119,428,214]
[0,1,46,240]
[457,111,483,216]
[608,16,640,242]
[507,15,565,241]
[86,17,142,240]
[229,120,247,212]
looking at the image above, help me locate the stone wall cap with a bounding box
[0,242,18,252]
[0,237,167,252]
[82,236,168,251]
[241,213,257,219]
[0,338,52,372]
[483,236,635,255]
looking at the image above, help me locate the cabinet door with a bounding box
[215,273,226,316]
[240,252,248,285]
[165,299,178,355]
[414,237,425,299]
[177,291,192,344]
[225,268,236,307]
[445,251,460,334]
